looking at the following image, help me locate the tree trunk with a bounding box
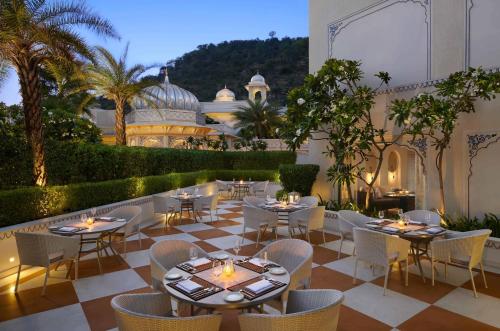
[436,149,446,215]
[115,101,127,145]
[16,59,47,186]
[346,180,353,203]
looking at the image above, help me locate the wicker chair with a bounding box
[239,289,343,331]
[337,210,372,259]
[352,228,411,295]
[430,229,491,298]
[149,240,208,292]
[112,293,222,331]
[14,232,80,295]
[216,180,232,197]
[288,206,326,244]
[403,210,441,226]
[108,206,142,258]
[193,194,218,223]
[249,180,269,197]
[254,239,313,312]
[243,196,266,207]
[298,196,319,208]
[242,205,279,246]
[153,195,181,227]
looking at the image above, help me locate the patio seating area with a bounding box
[1,194,499,331]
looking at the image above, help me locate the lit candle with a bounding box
[223,260,235,276]
[86,217,94,226]
[240,179,243,184]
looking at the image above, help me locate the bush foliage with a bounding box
[0,169,279,227]
[278,164,319,196]
[0,141,295,188]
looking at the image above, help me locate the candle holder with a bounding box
[86,217,94,226]
[223,259,235,276]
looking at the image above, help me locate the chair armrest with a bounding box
[47,235,80,259]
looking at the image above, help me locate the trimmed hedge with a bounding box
[279,164,320,196]
[0,141,295,188]
[0,170,279,227]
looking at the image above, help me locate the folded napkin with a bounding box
[177,279,203,293]
[382,226,400,233]
[246,279,273,294]
[58,226,81,232]
[249,258,265,267]
[187,257,211,267]
[409,220,425,225]
[368,219,385,224]
[426,227,445,234]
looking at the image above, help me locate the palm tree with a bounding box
[84,45,159,145]
[0,0,118,186]
[234,99,282,139]
[0,60,7,87]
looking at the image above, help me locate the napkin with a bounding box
[96,217,116,222]
[249,258,265,267]
[177,279,203,293]
[187,257,211,267]
[426,227,445,234]
[409,220,425,225]
[382,226,400,233]
[58,226,81,232]
[368,219,385,224]
[246,279,273,294]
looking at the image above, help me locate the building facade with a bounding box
[308,0,500,218]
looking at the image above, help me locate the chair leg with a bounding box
[41,267,49,296]
[353,258,358,285]
[479,262,488,288]
[66,260,74,279]
[322,229,326,245]
[123,237,127,258]
[256,228,261,247]
[338,238,343,259]
[306,230,311,243]
[74,258,79,281]
[405,260,409,286]
[469,267,478,298]
[14,265,21,293]
[444,262,448,280]
[383,265,390,296]
[274,227,278,241]
[241,226,246,244]
[138,228,142,248]
[431,258,435,286]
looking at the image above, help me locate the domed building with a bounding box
[90,69,274,148]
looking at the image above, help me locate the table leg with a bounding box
[96,239,103,274]
[412,242,426,283]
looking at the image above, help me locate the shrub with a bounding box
[278,164,319,196]
[0,169,279,227]
[442,213,500,237]
[0,141,295,188]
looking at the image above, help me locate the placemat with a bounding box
[166,276,223,301]
[176,258,216,274]
[227,276,287,301]
[236,260,281,274]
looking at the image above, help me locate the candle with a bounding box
[86,217,94,225]
[223,260,235,276]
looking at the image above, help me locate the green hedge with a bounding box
[0,141,295,188]
[0,169,279,227]
[279,164,320,196]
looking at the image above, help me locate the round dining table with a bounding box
[228,181,254,200]
[163,257,290,313]
[259,201,308,222]
[171,194,203,222]
[49,218,126,274]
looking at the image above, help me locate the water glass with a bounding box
[189,247,198,260]
[378,211,385,219]
[212,261,222,277]
[80,213,88,223]
[90,207,97,217]
[233,239,241,256]
[397,209,404,219]
[260,251,268,266]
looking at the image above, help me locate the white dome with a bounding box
[215,86,235,102]
[250,73,266,83]
[133,81,200,111]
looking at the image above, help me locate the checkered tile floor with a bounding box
[1,199,499,331]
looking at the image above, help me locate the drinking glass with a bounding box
[425,212,431,225]
[189,247,198,260]
[80,213,88,224]
[233,239,241,256]
[260,251,268,266]
[378,211,385,219]
[212,261,222,277]
[194,188,199,196]
[90,207,97,217]
[249,177,252,182]
[397,209,404,219]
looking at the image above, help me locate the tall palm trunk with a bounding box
[436,148,446,215]
[16,58,47,186]
[115,101,126,145]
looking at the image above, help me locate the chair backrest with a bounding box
[338,210,372,227]
[195,194,217,210]
[15,232,52,267]
[107,206,142,235]
[243,196,265,207]
[403,210,441,226]
[298,196,319,207]
[353,228,402,267]
[216,180,228,191]
[149,240,208,291]
[112,293,222,331]
[255,239,313,276]
[153,195,180,214]
[253,180,269,192]
[239,289,343,331]
[289,206,325,230]
[432,229,491,267]
[243,205,278,229]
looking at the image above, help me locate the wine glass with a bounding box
[233,239,241,257]
[194,188,199,196]
[212,261,222,277]
[90,207,97,217]
[378,211,385,219]
[189,247,198,260]
[397,209,404,219]
[425,212,431,225]
[80,213,88,224]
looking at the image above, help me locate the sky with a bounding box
[0,0,308,105]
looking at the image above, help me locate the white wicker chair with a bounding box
[14,232,80,295]
[109,206,142,258]
[149,240,208,292]
[430,229,491,297]
[215,180,232,197]
[193,194,218,223]
[352,228,411,295]
[243,196,266,207]
[242,205,279,246]
[288,206,326,244]
[152,195,181,227]
[112,293,221,331]
[337,210,372,259]
[254,239,314,312]
[249,180,269,197]
[298,196,319,207]
[403,210,441,226]
[239,289,343,331]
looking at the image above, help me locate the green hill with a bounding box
[165,37,308,105]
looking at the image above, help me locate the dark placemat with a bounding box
[177,258,216,274]
[236,259,280,274]
[227,276,287,301]
[166,276,223,301]
[49,226,87,234]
